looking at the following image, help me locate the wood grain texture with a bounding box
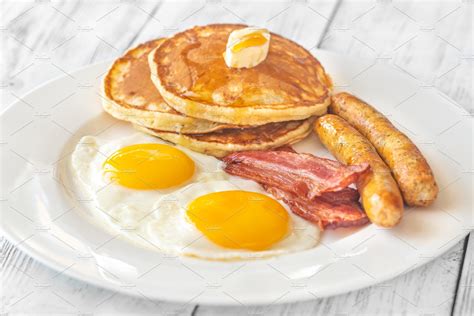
[1,0,160,107]
[0,0,472,315]
[453,233,473,316]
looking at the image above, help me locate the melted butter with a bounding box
[231,32,268,53]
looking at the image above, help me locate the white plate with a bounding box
[1,50,472,305]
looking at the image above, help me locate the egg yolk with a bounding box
[187,191,289,251]
[103,143,194,190]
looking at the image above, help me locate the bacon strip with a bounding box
[318,187,360,203]
[223,150,369,200]
[264,185,369,229]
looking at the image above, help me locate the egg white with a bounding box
[71,133,320,260]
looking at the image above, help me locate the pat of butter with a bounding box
[224,27,270,69]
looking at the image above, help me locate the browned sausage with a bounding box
[315,114,403,227]
[330,92,438,207]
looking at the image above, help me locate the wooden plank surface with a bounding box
[453,233,473,316]
[1,0,472,315]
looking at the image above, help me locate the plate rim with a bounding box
[1,224,468,305]
[1,50,472,305]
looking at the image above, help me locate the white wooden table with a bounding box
[1,0,472,314]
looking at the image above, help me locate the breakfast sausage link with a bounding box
[330,92,438,207]
[315,114,403,227]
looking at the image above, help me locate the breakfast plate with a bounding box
[1,49,472,305]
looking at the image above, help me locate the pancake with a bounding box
[149,24,332,126]
[102,39,235,134]
[135,118,313,158]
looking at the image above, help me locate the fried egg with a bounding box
[71,133,320,260]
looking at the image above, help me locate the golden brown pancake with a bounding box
[149,24,331,126]
[135,118,314,158]
[102,39,235,134]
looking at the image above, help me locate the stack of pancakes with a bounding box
[102,24,332,157]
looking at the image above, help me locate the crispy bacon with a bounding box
[223,150,369,199]
[223,149,370,229]
[264,185,369,229]
[318,187,360,203]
